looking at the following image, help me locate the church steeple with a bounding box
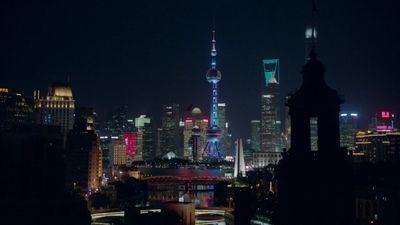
[305,0,318,61]
[277,2,354,225]
[288,0,343,156]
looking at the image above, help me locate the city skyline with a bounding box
[3,2,400,224]
[1,0,400,137]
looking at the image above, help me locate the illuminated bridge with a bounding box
[91,208,232,225]
[142,175,230,187]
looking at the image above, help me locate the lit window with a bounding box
[310,117,318,151]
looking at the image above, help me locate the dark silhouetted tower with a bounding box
[277,46,354,225]
[276,3,354,224]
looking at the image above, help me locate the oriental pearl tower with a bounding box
[203,30,222,161]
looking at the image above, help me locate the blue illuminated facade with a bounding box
[204,30,222,160]
[262,59,279,87]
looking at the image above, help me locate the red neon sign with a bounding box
[381,111,390,119]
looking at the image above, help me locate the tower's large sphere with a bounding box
[206,68,222,82]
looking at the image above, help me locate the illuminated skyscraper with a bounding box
[189,126,202,161]
[135,115,151,129]
[34,82,75,136]
[66,116,102,192]
[369,111,396,132]
[135,115,154,160]
[282,95,291,149]
[183,107,208,160]
[134,131,143,161]
[339,113,358,150]
[203,30,222,160]
[261,66,281,153]
[218,103,230,156]
[111,138,127,166]
[159,104,182,156]
[124,132,137,163]
[250,120,261,151]
[262,59,280,86]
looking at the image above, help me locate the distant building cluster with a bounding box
[1,83,102,193]
[0,80,236,193]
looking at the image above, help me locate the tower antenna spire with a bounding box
[310,0,318,59]
[211,27,217,69]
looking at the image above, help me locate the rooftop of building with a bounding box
[48,82,73,97]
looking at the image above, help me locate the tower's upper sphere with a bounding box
[206,68,222,83]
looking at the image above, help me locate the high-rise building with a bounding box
[243,138,254,166]
[135,115,154,160]
[111,138,127,166]
[369,111,396,132]
[218,103,231,156]
[135,115,151,129]
[183,107,208,160]
[183,117,194,159]
[124,132,137,161]
[0,87,33,129]
[260,63,281,153]
[339,113,358,150]
[262,59,280,86]
[134,131,144,161]
[282,95,291,149]
[34,82,75,136]
[250,120,261,151]
[189,126,202,161]
[159,104,181,157]
[142,120,155,161]
[66,117,102,192]
[99,135,112,178]
[203,30,222,160]
[354,131,400,163]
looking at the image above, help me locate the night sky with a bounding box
[1,0,400,137]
